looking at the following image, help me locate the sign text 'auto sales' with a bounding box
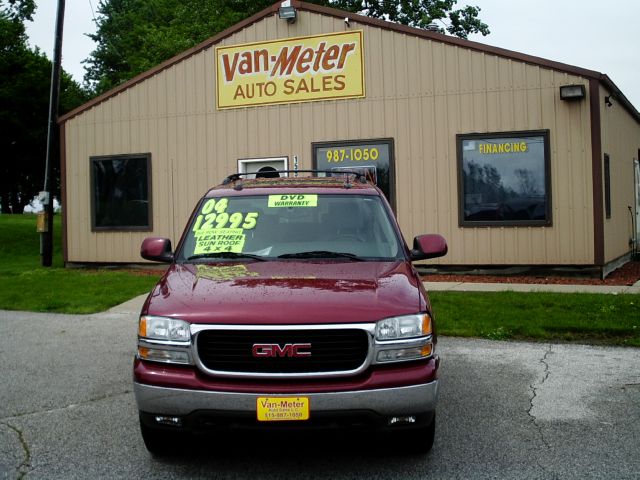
[216,31,365,109]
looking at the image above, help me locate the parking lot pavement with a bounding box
[1,307,639,479]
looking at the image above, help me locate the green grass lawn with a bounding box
[1,214,638,346]
[431,291,640,347]
[0,214,161,313]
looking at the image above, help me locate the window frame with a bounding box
[90,153,153,232]
[237,156,289,178]
[456,130,552,228]
[311,138,396,213]
[603,153,611,219]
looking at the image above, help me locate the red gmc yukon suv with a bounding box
[134,171,448,455]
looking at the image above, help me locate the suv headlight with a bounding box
[374,313,434,364]
[139,316,191,341]
[375,314,432,340]
[137,316,191,364]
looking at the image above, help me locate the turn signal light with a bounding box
[422,315,432,335]
[138,317,147,337]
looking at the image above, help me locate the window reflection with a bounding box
[458,132,550,225]
[91,154,151,230]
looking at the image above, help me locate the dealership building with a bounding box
[59,1,640,276]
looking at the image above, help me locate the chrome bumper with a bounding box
[134,380,439,417]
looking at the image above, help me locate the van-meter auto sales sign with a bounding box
[216,31,365,109]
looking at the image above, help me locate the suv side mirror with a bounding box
[410,234,448,261]
[141,237,174,263]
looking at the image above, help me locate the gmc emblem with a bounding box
[252,343,312,358]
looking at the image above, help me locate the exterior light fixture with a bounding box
[604,95,613,107]
[559,84,586,101]
[278,1,297,24]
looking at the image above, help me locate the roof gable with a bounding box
[60,0,638,123]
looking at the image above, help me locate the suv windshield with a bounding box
[177,194,403,261]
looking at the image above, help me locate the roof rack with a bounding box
[221,170,369,186]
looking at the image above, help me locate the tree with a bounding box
[84,0,276,94]
[84,0,489,94]
[514,168,540,196]
[2,0,35,21]
[463,161,515,204]
[329,0,489,37]
[0,1,89,213]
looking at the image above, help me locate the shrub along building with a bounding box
[59,1,640,276]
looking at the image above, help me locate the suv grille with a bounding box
[196,329,369,374]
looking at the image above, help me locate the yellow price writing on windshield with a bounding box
[201,198,229,214]
[193,211,259,232]
[268,195,318,207]
[194,228,245,254]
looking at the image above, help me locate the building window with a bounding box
[237,156,288,178]
[603,154,611,219]
[457,130,551,227]
[312,138,395,211]
[91,154,152,231]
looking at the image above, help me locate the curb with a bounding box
[107,293,149,314]
[423,281,640,294]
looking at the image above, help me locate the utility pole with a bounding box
[41,0,65,266]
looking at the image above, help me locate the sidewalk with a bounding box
[107,293,150,314]
[422,279,640,294]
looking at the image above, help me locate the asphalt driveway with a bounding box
[1,304,639,479]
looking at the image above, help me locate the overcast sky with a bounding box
[24,0,640,109]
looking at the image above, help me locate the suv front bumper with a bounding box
[134,379,438,424]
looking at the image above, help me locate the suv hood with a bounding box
[143,261,425,325]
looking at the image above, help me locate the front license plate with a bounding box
[256,397,310,422]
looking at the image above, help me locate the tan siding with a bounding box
[64,11,600,264]
[600,89,640,262]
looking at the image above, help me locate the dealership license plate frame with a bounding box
[257,396,310,422]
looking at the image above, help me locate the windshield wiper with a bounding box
[187,252,266,262]
[277,251,365,261]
